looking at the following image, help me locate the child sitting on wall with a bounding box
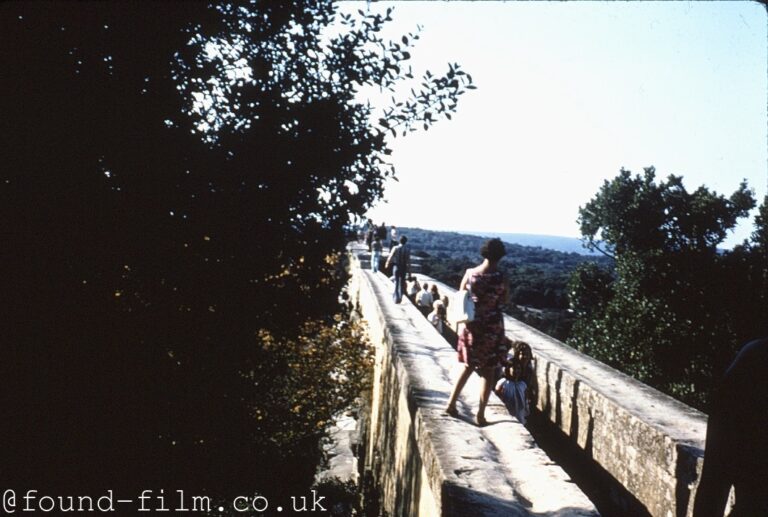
[427,300,447,335]
[494,341,534,425]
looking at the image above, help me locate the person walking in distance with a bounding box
[385,236,410,304]
[444,238,510,427]
[390,225,398,251]
[376,222,387,244]
[370,237,383,273]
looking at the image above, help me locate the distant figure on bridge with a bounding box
[415,282,434,316]
[428,300,447,335]
[693,337,768,517]
[407,276,420,303]
[385,236,410,304]
[370,237,383,273]
[376,222,388,245]
[364,218,374,251]
[445,238,510,427]
[389,225,398,251]
[429,284,441,307]
[495,341,534,425]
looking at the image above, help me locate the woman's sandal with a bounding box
[476,415,488,427]
[444,406,458,418]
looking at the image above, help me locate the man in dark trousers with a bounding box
[364,218,374,251]
[693,337,768,517]
[385,236,410,304]
[376,222,387,244]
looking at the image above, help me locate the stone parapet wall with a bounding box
[421,272,708,517]
[347,249,598,516]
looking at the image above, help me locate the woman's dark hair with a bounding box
[480,238,506,261]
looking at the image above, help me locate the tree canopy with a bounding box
[1,1,473,497]
[578,167,755,257]
[569,168,766,409]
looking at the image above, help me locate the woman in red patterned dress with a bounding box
[444,238,509,426]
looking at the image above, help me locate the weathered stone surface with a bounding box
[348,248,598,516]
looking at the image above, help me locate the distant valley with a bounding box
[458,231,597,256]
[395,226,612,342]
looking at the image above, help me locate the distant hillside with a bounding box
[399,226,611,302]
[398,227,612,341]
[461,231,597,256]
[399,227,608,270]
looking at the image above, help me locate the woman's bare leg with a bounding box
[445,364,473,415]
[476,366,495,425]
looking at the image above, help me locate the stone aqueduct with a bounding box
[343,243,712,517]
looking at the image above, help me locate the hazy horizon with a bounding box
[394,226,599,255]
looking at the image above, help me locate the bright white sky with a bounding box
[341,1,767,248]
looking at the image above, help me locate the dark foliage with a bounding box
[0,1,472,498]
[569,168,767,410]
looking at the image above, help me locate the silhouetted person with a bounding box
[365,218,374,251]
[370,237,382,273]
[693,337,768,517]
[385,236,410,304]
[376,221,387,243]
